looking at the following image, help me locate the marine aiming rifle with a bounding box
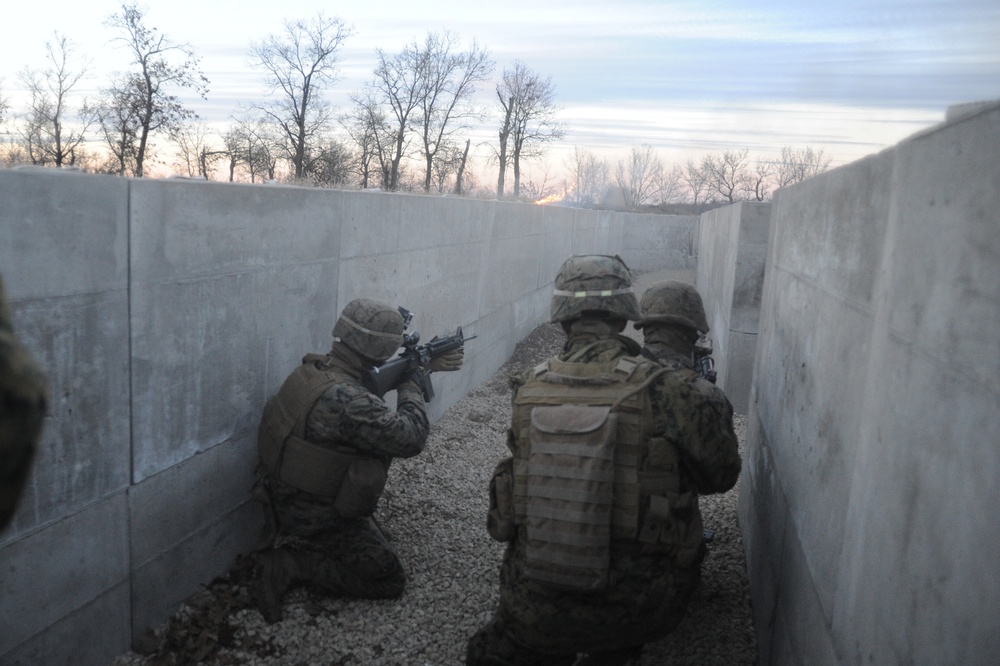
[361,309,475,401]
[693,334,717,384]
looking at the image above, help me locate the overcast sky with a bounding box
[1,0,997,177]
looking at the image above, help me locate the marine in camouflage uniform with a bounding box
[0,275,47,531]
[252,297,463,623]
[466,260,741,666]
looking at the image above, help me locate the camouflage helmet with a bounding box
[634,280,710,333]
[550,254,640,323]
[332,298,405,362]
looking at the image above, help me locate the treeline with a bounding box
[0,3,831,206]
[560,144,833,210]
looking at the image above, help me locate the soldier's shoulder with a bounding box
[509,362,544,392]
[686,375,735,415]
[320,378,378,407]
[649,363,730,404]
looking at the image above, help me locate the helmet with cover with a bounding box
[332,298,405,362]
[550,254,640,323]
[634,280,710,333]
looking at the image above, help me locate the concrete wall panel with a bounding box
[481,235,545,313]
[129,436,259,569]
[697,205,738,374]
[2,291,130,537]
[0,495,129,655]
[745,152,893,647]
[131,501,262,640]
[0,168,127,299]
[0,165,702,665]
[1,582,131,666]
[832,105,1000,664]
[742,102,1000,663]
[622,213,697,271]
[0,170,130,539]
[129,180,341,480]
[696,203,769,412]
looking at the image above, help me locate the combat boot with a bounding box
[251,548,298,623]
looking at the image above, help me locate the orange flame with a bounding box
[534,190,566,205]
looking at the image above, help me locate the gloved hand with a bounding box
[429,348,464,372]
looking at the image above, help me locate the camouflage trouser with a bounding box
[257,480,407,599]
[274,515,406,600]
[466,544,702,663]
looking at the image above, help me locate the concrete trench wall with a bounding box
[738,102,1000,663]
[0,170,695,665]
[695,202,770,413]
[5,99,996,666]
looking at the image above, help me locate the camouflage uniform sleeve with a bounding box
[306,380,429,459]
[650,372,741,495]
[0,279,48,528]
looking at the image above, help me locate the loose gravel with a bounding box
[114,269,758,666]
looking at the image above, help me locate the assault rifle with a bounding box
[693,334,717,384]
[361,310,475,401]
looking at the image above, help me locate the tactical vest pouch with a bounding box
[332,456,391,518]
[270,434,356,498]
[523,404,617,592]
[637,435,702,563]
[487,457,516,542]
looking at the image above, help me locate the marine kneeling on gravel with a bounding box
[252,297,464,623]
[466,255,742,665]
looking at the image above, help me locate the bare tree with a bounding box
[0,85,27,167]
[495,61,564,199]
[702,149,751,204]
[248,13,351,181]
[305,136,353,188]
[519,166,559,203]
[495,87,514,198]
[171,123,214,177]
[658,164,685,205]
[453,138,471,195]
[91,72,142,176]
[0,83,8,126]
[226,111,282,182]
[17,34,93,167]
[414,32,493,192]
[0,135,28,168]
[775,146,833,188]
[680,158,711,208]
[344,88,398,189]
[747,157,774,201]
[564,146,609,207]
[103,2,208,177]
[615,144,664,208]
[364,42,429,191]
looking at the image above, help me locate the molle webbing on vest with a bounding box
[258,357,362,497]
[512,356,662,590]
[524,404,617,590]
[513,358,665,540]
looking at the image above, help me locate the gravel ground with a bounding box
[114,268,758,666]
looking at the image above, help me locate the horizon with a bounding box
[1,0,997,186]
